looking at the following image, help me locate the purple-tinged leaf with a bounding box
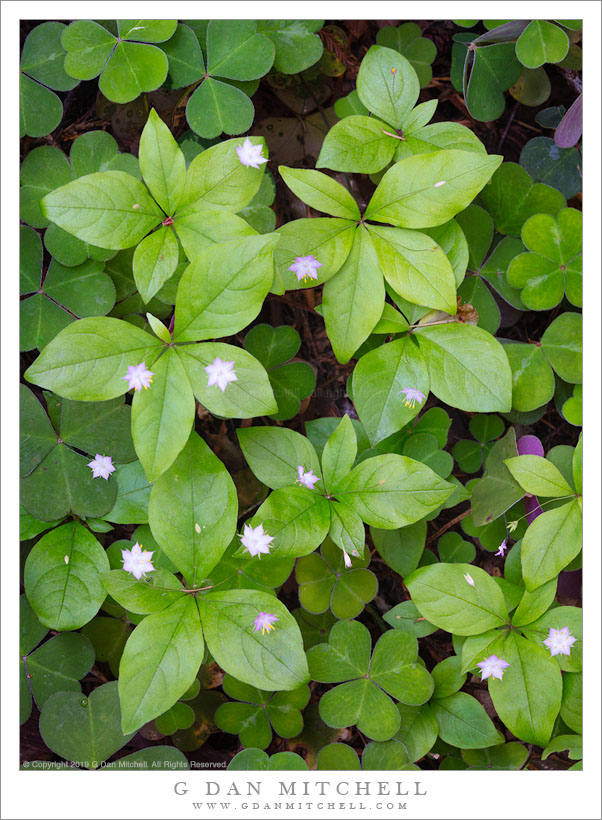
[555,94,582,149]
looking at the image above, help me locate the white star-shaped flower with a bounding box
[398,387,426,408]
[121,542,156,580]
[296,465,319,490]
[236,137,268,169]
[123,362,154,392]
[253,612,279,635]
[476,654,510,681]
[288,255,323,283]
[204,357,238,392]
[87,454,116,480]
[543,626,578,657]
[464,572,475,587]
[239,523,274,558]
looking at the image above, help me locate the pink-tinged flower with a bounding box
[123,362,154,392]
[543,626,578,657]
[296,465,319,490]
[236,137,268,169]
[398,387,426,409]
[288,255,323,283]
[495,539,507,557]
[477,654,510,681]
[121,542,156,580]
[342,549,352,568]
[464,572,475,587]
[204,357,238,392]
[239,523,274,558]
[253,611,279,635]
[87,454,115,480]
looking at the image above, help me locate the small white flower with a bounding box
[64,555,69,565]
[296,465,319,490]
[543,626,578,657]
[495,539,507,557]
[342,549,352,568]
[204,357,238,392]
[239,523,274,558]
[464,572,475,587]
[195,523,201,534]
[288,255,323,283]
[236,137,268,169]
[398,387,426,408]
[123,362,154,392]
[476,654,510,681]
[433,180,446,188]
[121,542,156,580]
[87,454,116,481]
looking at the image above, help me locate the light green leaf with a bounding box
[131,347,195,481]
[370,224,457,312]
[322,226,385,364]
[541,312,582,384]
[504,342,556,412]
[148,432,238,586]
[178,136,267,214]
[356,46,419,130]
[199,589,309,691]
[117,20,177,42]
[431,692,504,748]
[511,578,558,627]
[365,150,503,229]
[237,427,321,490]
[99,42,169,104]
[119,596,204,733]
[489,632,562,746]
[41,171,163,250]
[334,454,454,529]
[273,218,355,292]
[322,415,357,490]
[139,108,186,215]
[24,521,110,630]
[177,343,277,418]
[24,317,160,401]
[504,455,575,497]
[415,322,512,411]
[397,121,486,160]
[370,630,434,705]
[316,116,396,174]
[405,563,508,635]
[174,209,255,262]
[173,234,278,342]
[280,166,360,219]
[249,487,331,559]
[353,337,429,445]
[516,21,569,69]
[521,499,582,590]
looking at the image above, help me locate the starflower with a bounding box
[288,255,323,283]
[87,454,116,480]
[253,612,279,635]
[464,572,475,587]
[121,542,156,580]
[204,357,238,392]
[495,539,507,557]
[296,465,319,490]
[239,523,274,558]
[476,654,510,681]
[398,387,426,408]
[342,549,352,568]
[236,137,268,169]
[123,362,154,392]
[543,626,578,657]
